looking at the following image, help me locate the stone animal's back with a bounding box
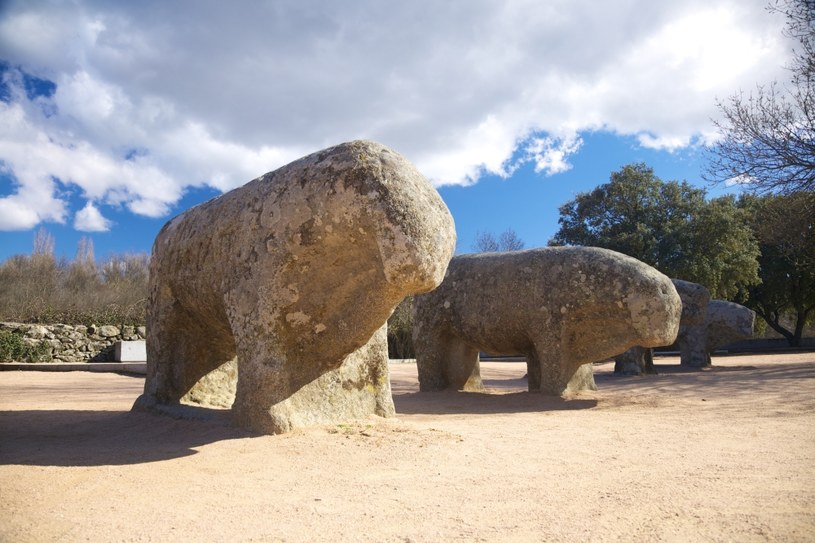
[413,247,682,394]
[137,140,456,434]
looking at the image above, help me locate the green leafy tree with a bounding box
[550,163,760,299]
[738,192,815,346]
[673,195,764,300]
[387,295,415,359]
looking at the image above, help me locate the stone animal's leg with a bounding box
[530,342,593,395]
[416,331,482,391]
[182,358,238,408]
[445,338,483,391]
[563,363,597,394]
[414,329,447,391]
[643,348,655,374]
[134,296,236,411]
[678,326,709,367]
[526,351,543,392]
[614,347,643,375]
[232,325,395,434]
[614,346,656,375]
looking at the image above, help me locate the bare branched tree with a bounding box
[473,228,525,252]
[705,0,815,194]
[474,231,500,252]
[32,226,55,257]
[498,228,525,251]
[0,228,149,324]
[75,236,95,266]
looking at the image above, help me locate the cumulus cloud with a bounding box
[0,0,791,231]
[74,201,112,232]
[525,134,585,176]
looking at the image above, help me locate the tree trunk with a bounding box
[756,309,795,346]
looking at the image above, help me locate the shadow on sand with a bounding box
[0,408,254,468]
[394,389,597,415]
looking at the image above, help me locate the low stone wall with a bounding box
[0,322,146,363]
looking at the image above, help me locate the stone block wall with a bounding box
[0,322,146,363]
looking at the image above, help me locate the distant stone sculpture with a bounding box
[677,299,755,367]
[133,140,456,434]
[614,279,711,375]
[413,247,682,395]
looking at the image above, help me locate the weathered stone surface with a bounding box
[677,299,755,367]
[614,279,712,375]
[26,325,49,340]
[98,325,121,338]
[133,140,456,434]
[413,247,682,395]
[183,358,238,409]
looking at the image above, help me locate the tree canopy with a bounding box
[738,191,815,346]
[550,163,760,300]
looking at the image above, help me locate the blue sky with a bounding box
[0,0,792,262]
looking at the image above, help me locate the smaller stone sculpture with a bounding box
[677,299,755,367]
[413,247,682,395]
[614,279,711,375]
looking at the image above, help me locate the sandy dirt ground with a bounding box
[1,352,814,542]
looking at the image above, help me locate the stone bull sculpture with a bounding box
[413,247,682,395]
[614,279,711,375]
[677,299,755,367]
[133,140,456,434]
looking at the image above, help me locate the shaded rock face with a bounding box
[132,140,456,434]
[614,279,712,375]
[677,300,755,367]
[413,247,682,395]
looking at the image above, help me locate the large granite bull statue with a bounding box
[133,141,456,434]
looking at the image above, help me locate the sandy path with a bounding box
[1,353,814,542]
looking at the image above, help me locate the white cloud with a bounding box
[725,173,756,187]
[0,0,791,231]
[525,134,585,176]
[637,133,691,152]
[74,202,112,232]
